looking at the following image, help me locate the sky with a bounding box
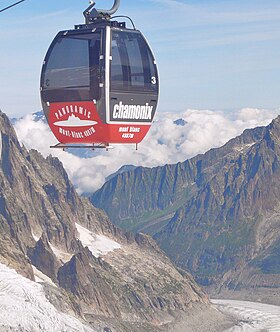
[1,0,280,117]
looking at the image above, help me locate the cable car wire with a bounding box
[0,0,26,13]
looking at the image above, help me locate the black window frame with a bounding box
[41,30,103,103]
[110,29,159,93]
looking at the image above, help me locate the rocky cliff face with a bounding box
[91,125,266,232]
[91,116,280,297]
[0,110,215,331]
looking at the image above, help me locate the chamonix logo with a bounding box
[53,114,98,128]
[112,101,153,120]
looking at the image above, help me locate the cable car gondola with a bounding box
[40,0,159,149]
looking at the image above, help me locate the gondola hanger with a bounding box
[84,0,121,23]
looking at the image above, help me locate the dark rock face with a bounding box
[28,234,61,282]
[91,116,280,293]
[58,250,121,319]
[0,110,208,330]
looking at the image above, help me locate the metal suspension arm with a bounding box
[84,0,120,23]
[95,0,120,16]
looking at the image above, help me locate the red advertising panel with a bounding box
[49,101,150,144]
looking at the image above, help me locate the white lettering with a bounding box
[112,102,153,120]
[53,105,92,121]
[130,127,140,133]
[119,127,129,132]
[113,104,119,119]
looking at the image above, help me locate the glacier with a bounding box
[0,263,95,332]
[213,299,280,332]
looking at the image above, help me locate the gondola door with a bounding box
[105,27,159,143]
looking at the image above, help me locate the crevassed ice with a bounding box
[212,299,280,332]
[0,263,95,332]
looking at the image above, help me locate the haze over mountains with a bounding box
[91,115,280,304]
[14,108,279,193]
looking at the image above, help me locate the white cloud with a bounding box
[14,109,280,194]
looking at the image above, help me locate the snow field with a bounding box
[75,223,121,257]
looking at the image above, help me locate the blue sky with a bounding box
[1,0,280,117]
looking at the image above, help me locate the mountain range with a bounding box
[91,115,280,304]
[0,110,234,331]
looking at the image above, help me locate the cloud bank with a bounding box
[14,108,280,194]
